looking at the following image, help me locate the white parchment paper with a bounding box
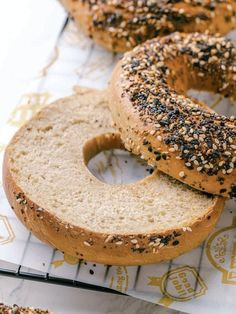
[0,2,235,313]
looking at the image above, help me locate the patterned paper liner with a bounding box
[0,18,236,314]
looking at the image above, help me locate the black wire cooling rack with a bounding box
[0,262,123,295]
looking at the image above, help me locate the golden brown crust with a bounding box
[3,88,225,266]
[109,32,236,198]
[62,0,236,52]
[3,154,224,265]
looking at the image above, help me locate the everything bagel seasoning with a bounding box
[82,0,236,49]
[121,32,236,194]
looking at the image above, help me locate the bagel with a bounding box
[61,0,236,52]
[109,32,236,198]
[0,304,51,314]
[3,87,224,265]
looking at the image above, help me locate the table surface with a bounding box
[0,275,180,314]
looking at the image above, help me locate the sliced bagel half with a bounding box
[3,87,224,265]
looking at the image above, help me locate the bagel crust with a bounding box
[3,87,224,266]
[62,0,236,52]
[109,32,236,197]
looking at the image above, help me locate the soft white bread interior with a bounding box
[3,87,224,265]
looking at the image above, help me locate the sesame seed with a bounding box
[149,241,155,246]
[116,241,123,245]
[179,171,185,178]
[120,32,236,183]
[105,235,114,243]
[198,72,204,77]
[224,52,230,58]
[194,160,199,166]
[84,241,91,247]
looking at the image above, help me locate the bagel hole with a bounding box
[187,89,235,117]
[84,133,152,184]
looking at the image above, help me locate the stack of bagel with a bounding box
[3,0,236,265]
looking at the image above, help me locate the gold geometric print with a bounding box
[206,217,236,285]
[148,266,207,306]
[0,145,5,186]
[0,215,15,245]
[8,92,50,128]
[38,46,59,77]
[109,266,129,293]
[51,253,80,268]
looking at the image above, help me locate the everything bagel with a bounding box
[62,0,236,52]
[3,87,223,265]
[109,32,236,197]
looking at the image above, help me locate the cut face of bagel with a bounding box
[109,32,236,198]
[3,87,224,265]
[61,0,236,52]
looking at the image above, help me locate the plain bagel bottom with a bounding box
[3,149,224,266]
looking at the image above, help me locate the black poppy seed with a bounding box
[160,235,172,245]
[121,32,236,185]
[229,185,236,198]
[86,0,236,51]
[131,247,145,253]
[147,166,154,174]
[220,188,227,193]
[172,240,179,246]
[173,231,181,237]
[162,153,167,160]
